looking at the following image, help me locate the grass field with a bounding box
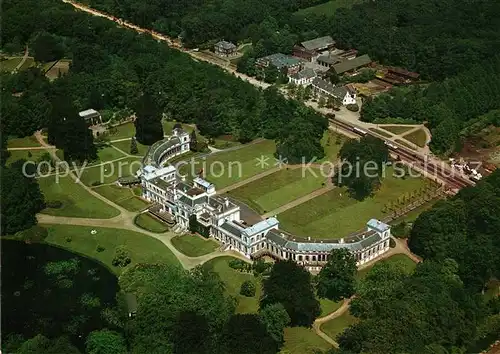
[0,57,22,72]
[96,145,127,162]
[134,213,170,233]
[320,298,343,317]
[171,234,219,256]
[111,139,150,156]
[320,311,358,342]
[93,184,149,212]
[381,125,415,135]
[20,57,35,71]
[43,224,180,275]
[163,121,195,134]
[6,149,50,165]
[203,256,260,313]
[79,157,142,186]
[320,130,348,162]
[45,59,70,80]
[7,136,41,148]
[107,123,136,140]
[282,327,330,354]
[180,140,277,188]
[228,168,324,214]
[296,0,363,15]
[484,279,500,301]
[278,167,425,239]
[356,253,417,280]
[369,128,392,138]
[395,139,418,150]
[403,129,427,147]
[38,175,120,218]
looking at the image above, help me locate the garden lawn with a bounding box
[320,311,358,341]
[38,175,120,218]
[0,57,22,72]
[107,122,136,140]
[202,256,260,314]
[395,139,418,150]
[228,167,324,214]
[180,140,276,188]
[381,125,414,135]
[79,157,142,186]
[320,298,343,317]
[369,128,392,138]
[356,253,417,280]
[6,149,50,165]
[296,0,363,15]
[43,224,180,275]
[282,327,330,354]
[403,129,427,147]
[319,130,347,162]
[278,167,425,239]
[135,213,170,233]
[171,234,219,256]
[7,136,41,148]
[111,139,150,156]
[93,184,149,212]
[162,121,195,134]
[96,145,127,162]
[20,57,35,70]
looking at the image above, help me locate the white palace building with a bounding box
[137,127,391,271]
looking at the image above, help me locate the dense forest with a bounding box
[1,0,327,163]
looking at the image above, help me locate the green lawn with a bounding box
[203,256,260,314]
[319,129,347,162]
[93,184,149,212]
[356,254,417,280]
[0,57,22,72]
[395,139,418,150]
[79,157,142,186]
[369,128,392,138]
[229,167,325,214]
[484,279,500,301]
[381,125,414,135]
[7,136,41,148]
[111,139,150,156]
[171,234,219,256]
[38,175,120,218]
[296,0,363,16]
[107,122,136,140]
[6,149,50,165]
[20,57,35,71]
[135,213,170,233]
[320,298,343,317]
[43,224,180,275]
[278,167,425,239]
[320,311,358,342]
[180,140,277,188]
[390,199,438,224]
[403,129,427,147]
[96,145,127,162]
[162,121,196,134]
[282,327,330,354]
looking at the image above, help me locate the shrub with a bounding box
[229,259,246,270]
[391,221,409,238]
[389,238,396,248]
[66,236,72,243]
[252,259,271,275]
[46,200,63,209]
[96,245,105,252]
[346,104,359,112]
[91,181,102,187]
[240,280,256,297]
[14,225,48,242]
[112,246,131,267]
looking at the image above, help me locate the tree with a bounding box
[134,92,163,145]
[1,163,45,235]
[32,32,64,63]
[260,260,320,327]
[189,130,198,151]
[130,137,139,154]
[112,246,131,267]
[86,329,127,354]
[258,303,290,344]
[316,249,357,301]
[17,335,81,354]
[240,280,256,297]
[318,96,326,108]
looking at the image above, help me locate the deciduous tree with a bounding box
[316,249,357,301]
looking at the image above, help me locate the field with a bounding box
[111,139,150,156]
[403,129,427,147]
[319,298,343,317]
[7,135,41,148]
[228,168,325,214]
[171,234,219,256]
[369,128,392,138]
[319,130,347,162]
[180,140,277,188]
[6,149,50,165]
[296,0,363,16]
[278,167,425,239]
[134,213,170,233]
[43,224,180,275]
[78,157,142,186]
[45,59,70,80]
[38,175,120,218]
[320,311,358,342]
[95,145,127,162]
[93,184,149,212]
[107,122,136,140]
[0,57,22,72]
[202,256,261,313]
[282,327,330,354]
[381,125,414,135]
[356,254,417,280]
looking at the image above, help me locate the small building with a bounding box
[332,54,372,75]
[78,109,102,126]
[125,293,138,318]
[311,78,357,105]
[256,53,302,75]
[288,68,317,86]
[214,40,237,57]
[293,36,336,62]
[317,54,343,68]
